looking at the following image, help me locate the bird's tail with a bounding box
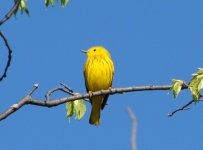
[89,96,102,125]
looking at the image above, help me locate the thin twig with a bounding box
[45,84,76,100]
[126,107,137,150]
[0,31,12,81]
[28,83,39,96]
[0,84,188,121]
[46,84,90,102]
[60,83,74,93]
[168,100,194,117]
[45,86,67,100]
[0,0,21,26]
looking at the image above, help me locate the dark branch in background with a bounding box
[168,100,194,117]
[168,94,203,117]
[0,84,189,121]
[127,107,137,150]
[0,0,20,81]
[0,31,12,81]
[0,0,21,26]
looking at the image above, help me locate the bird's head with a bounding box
[81,46,111,58]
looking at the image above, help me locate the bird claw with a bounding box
[88,91,93,99]
[109,87,113,94]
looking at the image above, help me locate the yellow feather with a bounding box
[83,46,114,125]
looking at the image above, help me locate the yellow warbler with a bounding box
[82,46,114,125]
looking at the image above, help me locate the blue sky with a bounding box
[0,0,203,149]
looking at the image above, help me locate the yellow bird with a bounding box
[82,46,114,125]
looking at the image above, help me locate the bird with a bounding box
[82,46,114,125]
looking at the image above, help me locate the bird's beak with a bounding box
[81,50,87,53]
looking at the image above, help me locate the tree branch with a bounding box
[0,84,188,121]
[0,31,13,81]
[168,94,203,117]
[168,100,194,117]
[0,0,21,26]
[0,1,22,81]
[126,107,137,150]
[45,83,75,100]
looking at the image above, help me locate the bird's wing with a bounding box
[84,69,93,104]
[84,70,88,92]
[101,68,114,110]
[101,94,109,110]
[101,60,114,110]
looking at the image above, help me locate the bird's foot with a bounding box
[88,91,93,99]
[108,87,113,94]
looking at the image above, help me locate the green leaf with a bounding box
[14,0,30,15]
[198,79,203,91]
[190,86,200,101]
[50,0,54,6]
[188,68,203,101]
[66,101,74,121]
[66,99,86,122]
[20,0,26,9]
[45,0,69,7]
[196,68,203,75]
[189,76,198,88]
[45,0,49,7]
[45,0,54,7]
[61,0,69,7]
[170,79,184,98]
[196,74,203,80]
[73,100,86,120]
[24,8,30,15]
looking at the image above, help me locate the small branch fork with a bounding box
[0,84,190,121]
[168,94,203,117]
[0,1,20,81]
[45,83,74,100]
[168,100,194,117]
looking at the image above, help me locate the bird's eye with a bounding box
[93,49,96,52]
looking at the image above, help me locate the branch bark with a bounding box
[0,84,188,121]
[0,0,21,26]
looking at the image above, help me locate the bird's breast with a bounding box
[85,57,114,92]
